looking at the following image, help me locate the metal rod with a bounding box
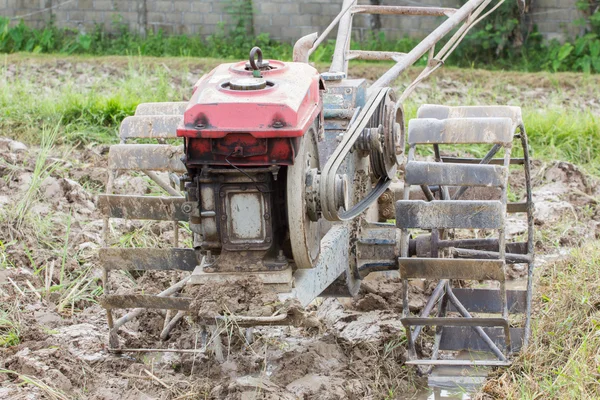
[351,5,456,17]
[430,282,451,367]
[520,124,535,348]
[445,286,507,361]
[452,248,532,264]
[412,279,448,340]
[371,0,486,91]
[308,0,356,58]
[161,311,186,341]
[347,50,406,61]
[500,144,513,348]
[108,348,206,354]
[433,144,450,200]
[145,170,181,197]
[330,0,356,73]
[112,276,190,330]
[397,0,493,102]
[452,143,502,201]
[420,184,435,201]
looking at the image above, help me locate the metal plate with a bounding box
[417,104,522,125]
[448,288,526,314]
[402,317,508,328]
[405,359,511,366]
[439,327,524,352]
[405,161,504,187]
[395,200,504,229]
[408,118,513,145]
[219,183,273,251]
[135,102,188,116]
[100,248,198,271]
[291,225,350,307]
[398,258,505,281]
[108,144,186,172]
[507,202,528,213]
[98,194,187,221]
[119,115,182,140]
[441,157,525,165]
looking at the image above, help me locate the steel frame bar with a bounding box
[350,5,457,17]
[371,0,488,91]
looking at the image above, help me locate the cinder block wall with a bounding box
[0,0,585,43]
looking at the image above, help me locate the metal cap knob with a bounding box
[229,78,268,91]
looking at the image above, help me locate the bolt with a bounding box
[277,250,286,262]
[195,124,205,130]
[266,237,271,243]
[272,121,284,129]
[264,213,270,220]
[220,191,225,197]
[181,203,193,214]
[221,215,227,221]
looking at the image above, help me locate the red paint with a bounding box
[178,60,321,167]
[185,136,296,167]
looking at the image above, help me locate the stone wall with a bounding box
[0,0,586,43]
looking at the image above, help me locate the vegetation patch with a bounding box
[483,242,600,399]
[1,1,600,72]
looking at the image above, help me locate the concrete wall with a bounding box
[0,0,586,43]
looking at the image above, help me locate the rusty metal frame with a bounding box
[398,107,535,369]
[101,108,188,349]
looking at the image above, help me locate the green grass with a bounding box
[525,109,600,173]
[0,310,20,347]
[0,55,189,145]
[483,242,600,399]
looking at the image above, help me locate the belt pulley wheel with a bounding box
[369,90,402,180]
[287,124,321,269]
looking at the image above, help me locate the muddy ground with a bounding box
[1,58,600,400]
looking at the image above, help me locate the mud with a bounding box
[2,137,599,399]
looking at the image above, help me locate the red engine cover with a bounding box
[177,60,322,167]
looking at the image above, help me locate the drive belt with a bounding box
[320,87,392,221]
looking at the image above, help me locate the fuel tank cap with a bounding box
[228,77,268,91]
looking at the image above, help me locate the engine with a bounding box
[176,50,323,273]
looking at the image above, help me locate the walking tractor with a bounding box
[98,0,534,371]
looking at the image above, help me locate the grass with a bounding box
[0,310,20,347]
[0,121,102,318]
[0,54,191,145]
[482,242,600,399]
[2,53,600,173]
[12,122,60,228]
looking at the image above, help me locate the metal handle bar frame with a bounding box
[307,0,503,99]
